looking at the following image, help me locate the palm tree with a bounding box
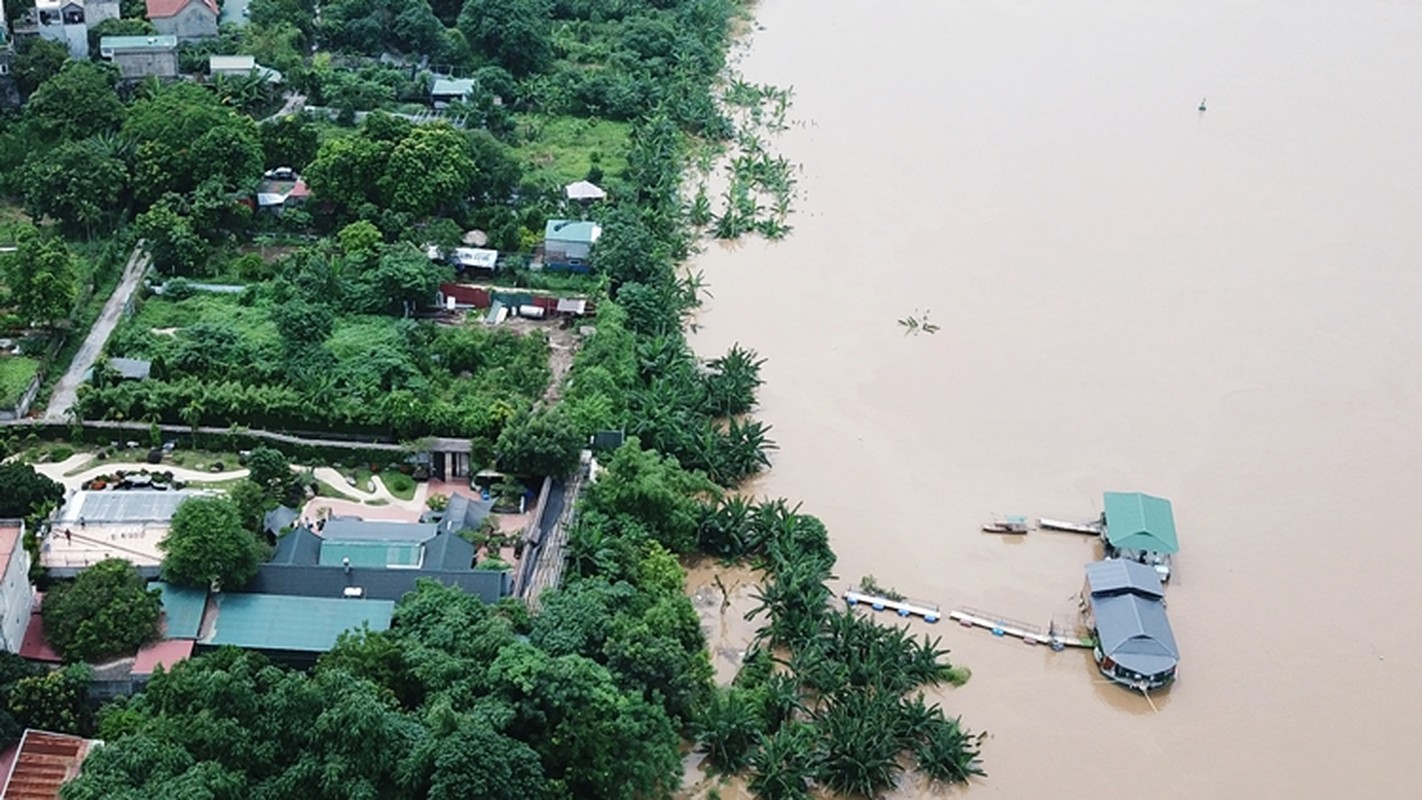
[702,343,765,417]
[747,724,817,800]
[692,687,764,775]
[814,688,906,797]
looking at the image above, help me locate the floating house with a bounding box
[1082,559,1179,691]
[1101,491,1178,582]
[542,219,601,272]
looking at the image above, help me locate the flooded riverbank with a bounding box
[691,1,1422,796]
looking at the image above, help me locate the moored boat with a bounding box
[982,515,1029,534]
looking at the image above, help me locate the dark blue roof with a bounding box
[244,564,508,603]
[272,527,323,565]
[423,530,475,570]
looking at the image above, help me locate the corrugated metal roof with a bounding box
[246,563,506,603]
[107,357,151,380]
[0,730,97,800]
[1084,559,1164,599]
[1089,591,1179,677]
[150,581,207,639]
[1102,491,1179,553]
[202,593,393,652]
[430,78,476,96]
[59,490,206,525]
[100,35,178,51]
[319,541,424,568]
[321,519,437,544]
[132,638,194,675]
[209,54,255,71]
[271,526,321,564]
[543,219,602,244]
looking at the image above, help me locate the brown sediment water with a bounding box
[688,1,1422,797]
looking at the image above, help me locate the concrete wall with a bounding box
[0,522,33,653]
[112,49,178,79]
[151,3,216,41]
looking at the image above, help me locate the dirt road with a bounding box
[44,247,151,422]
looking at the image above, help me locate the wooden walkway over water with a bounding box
[843,588,942,622]
[948,607,1093,649]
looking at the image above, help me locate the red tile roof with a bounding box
[145,0,218,19]
[132,638,194,676]
[0,730,97,800]
[17,595,60,664]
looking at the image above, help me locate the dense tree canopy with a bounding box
[159,496,267,590]
[41,559,161,663]
[24,61,125,142]
[494,407,583,478]
[0,459,65,519]
[19,139,130,237]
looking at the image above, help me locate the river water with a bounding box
[688,1,1422,797]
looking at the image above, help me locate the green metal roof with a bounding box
[150,581,207,639]
[544,219,600,243]
[100,35,178,50]
[319,541,424,568]
[203,594,393,652]
[1103,492,1179,554]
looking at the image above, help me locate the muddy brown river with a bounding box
[688,1,1422,797]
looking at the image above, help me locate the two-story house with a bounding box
[145,0,217,42]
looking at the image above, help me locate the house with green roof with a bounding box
[543,219,601,272]
[198,593,393,667]
[1101,491,1178,582]
[98,35,178,80]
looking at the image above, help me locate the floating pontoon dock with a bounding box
[948,607,1092,649]
[1037,517,1102,535]
[844,588,941,623]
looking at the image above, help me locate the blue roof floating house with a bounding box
[543,219,602,273]
[1083,559,1179,692]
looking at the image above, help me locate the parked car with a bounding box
[264,167,297,180]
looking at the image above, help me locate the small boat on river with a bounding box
[982,515,1029,534]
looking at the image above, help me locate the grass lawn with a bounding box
[0,356,41,409]
[514,114,630,186]
[380,471,417,501]
[315,479,357,502]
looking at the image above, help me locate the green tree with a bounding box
[159,496,266,590]
[0,459,64,519]
[579,438,716,553]
[244,447,294,499]
[494,407,583,479]
[19,138,131,237]
[11,37,69,97]
[694,686,765,774]
[338,219,384,260]
[24,61,125,140]
[457,0,553,77]
[355,244,451,316]
[0,225,75,329]
[259,115,321,171]
[405,719,548,800]
[124,82,262,201]
[5,665,93,736]
[41,559,161,662]
[377,123,476,218]
[228,479,273,534]
[134,197,208,275]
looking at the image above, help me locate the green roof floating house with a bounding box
[1101,491,1178,582]
[543,219,601,273]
